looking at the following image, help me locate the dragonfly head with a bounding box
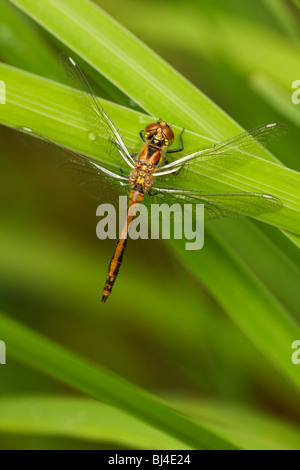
[144,121,174,148]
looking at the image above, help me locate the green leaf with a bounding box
[284,230,300,248]
[2,395,300,450]
[1,0,300,450]
[251,74,300,128]
[170,230,300,390]
[0,0,65,81]
[2,212,296,404]
[0,396,191,449]
[1,0,300,391]
[174,398,300,450]
[208,219,300,318]
[262,0,300,45]
[0,310,237,450]
[0,62,299,235]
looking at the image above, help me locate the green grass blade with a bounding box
[94,0,300,99]
[0,62,299,235]
[210,219,300,318]
[0,396,191,449]
[6,0,300,236]
[283,231,300,248]
[251,74,300,128]
[0,0,65,80]
[170,231,300,390]
[7,0,294,137]
[0,310,238,450]
[1,0,300,451]
[1,211,297,404]
[1,395,300,450]
[262,0,300,45]
[3,0,300,393]
[173,398,300,450]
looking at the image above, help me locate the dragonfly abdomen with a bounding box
[101,238,128,302]
[101,188,144,303]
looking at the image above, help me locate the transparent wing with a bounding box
[60,52,135,170]
[150,185,282,220]
[18,127,131,202]
[156,123,288,177]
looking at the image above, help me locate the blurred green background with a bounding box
[0,0,300,450]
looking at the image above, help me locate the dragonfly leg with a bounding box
[162,155,185,177]
[119,167,129,178]
[166,128,185,154]
[139,130,146,142]
[172,165,184,176]
[148,189,159,197]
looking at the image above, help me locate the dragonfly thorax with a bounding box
[129,160,155,192]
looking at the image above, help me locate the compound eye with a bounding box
[145,122,160,132]
[144,122,160,140]
[163,126,175,146]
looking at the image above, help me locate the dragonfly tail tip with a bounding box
[101,294,108,303]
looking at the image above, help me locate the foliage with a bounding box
[0,0,300,450]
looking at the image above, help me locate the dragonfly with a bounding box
[19,54,286,303]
